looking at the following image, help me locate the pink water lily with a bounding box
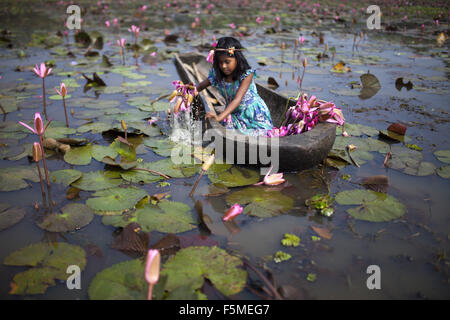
[299,36,305,45]
[56,83,69,127]
[206,49,214,64]
[33,62,52,79]
[254,166,285,186]
[145,249,160,300]
[55,82,67,97]
[229,23,236,29]
[19,112,52,136]
[223,204,243,221]
[105,20,110,27]
[128,25,140,39]
[117,38,126,48]
[19,112,52,187]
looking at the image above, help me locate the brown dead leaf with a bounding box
[387,122,407,135]
[311,225,332,240]
[362,175,389,193]
[151,192,170,202]
[66,187,80,200]
[152,233,180,256]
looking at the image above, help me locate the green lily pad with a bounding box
[335,189,406,222]
[86,186,148,214]
[437,166,450,179]
[161,246,247,297]
[336,123,379,137]
[37,203,94,232]
[64,144,118,165]
[50,169,83,186]
[76,122,116,134]
[48,94,72,100]
[127,122,162,137]
[84,100,120,109]
[208,167,260,188]
[102,200,196,233]
[0,165,40,191]
[44,126,76,139]
[434,150,450,164]
[386,145,434,176]
[146,158,199,178]
[107,110,151,122]
[4,242,86,295]
[226,187,293,218]
[63,144,93,165]
[120,163,163,184]
[0,203,26,231]
[143,138,177,157]
[71,170,122,191]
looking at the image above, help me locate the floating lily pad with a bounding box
[0,165,40,191]
[434,150,450,164]
[50,169,83,186]
[147,158,199,178]
[386,145,434,176]
[4,242,86,295]
[37,203,94,232]
[329,136,374,166]
[48,94,72,100]
[63,144,118,165]
[161,246,247,297]
[71,170,122,191]
[336,123,379,137]
[127,122,162,137]
[335,189,406,222]
[437,166,450,179]
[120,163,163,184]
[0,203,26,231]
[76,122,116,133]
[226,187,293,218]
[208,167,260,187]
[143,138,177,157]
[102,200,196,233]
[84,100,120,109]
[86,186,148,214]
[138,101,169,112]
[44,126,76,139]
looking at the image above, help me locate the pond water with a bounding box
[0,0,449,300]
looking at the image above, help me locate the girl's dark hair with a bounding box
[212,37,251,83]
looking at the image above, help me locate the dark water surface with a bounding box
[0,0,449,299]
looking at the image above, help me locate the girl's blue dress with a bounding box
[208,68,273,136]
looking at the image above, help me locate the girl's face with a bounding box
[217,54,237,78]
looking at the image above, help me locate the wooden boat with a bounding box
[174,53,336,172]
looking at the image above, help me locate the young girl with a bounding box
[196,37,273,136]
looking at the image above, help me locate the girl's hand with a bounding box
[205,112,219,121]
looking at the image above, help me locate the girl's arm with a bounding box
[196,79,211,92]
[206,73,253,122]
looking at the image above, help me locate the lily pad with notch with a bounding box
[0,165,40,192]
[0,203,26,231]
[37,203,94,232]
[335,189,406,222]
[86,186,148,215]
[226,187,294,218]
[71,170,122,191]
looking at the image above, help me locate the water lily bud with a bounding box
[281,42,285,50]
[121,120,127,131]
[223,204,243,221]
[302,57,308,68]
[145,249,161,286]
[202,154,215,171]
[32,142,42,162]
[347,144,357,151]
[168,90,178,101]
[174,97,182,114]
[167,108,171,115]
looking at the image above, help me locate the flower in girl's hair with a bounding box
[227,47,235,55]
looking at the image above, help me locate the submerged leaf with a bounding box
[0,204,26,231]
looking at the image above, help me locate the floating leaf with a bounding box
[274,251,292,263]
[335,189,406,222]
[335,123,378,137]
[4,242,86,295]
[434,150,450,164]
[147,158,199,178]
[281,233,300,247]
[71,170,122,191]
[50,169,83,186]
[226,187,293,218]
[76,122,116,134]
[37,203,94,232]
[437,166,450,179]
[208,167,260,187]
[86,186,148,214]
[63,144,93,165]
[102,200,196,233]
[143,138,177,157]
[359,72,381,99]
[311,226,332,240]
[0,165,40,191]
[386,145,434,176]
[0,203,26,231]
[331,61,351,73]
[161,246,247,296]
[120,163,163,184]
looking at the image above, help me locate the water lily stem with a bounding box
[39,134,51,187]
[147,284,153,300]
[346,146,360,168]
[35,161,47,206]
[42,78,48,120]
[243,260,282,300]
[133,167,170,180]
[62,97,69,127]
[189,170,205,198]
